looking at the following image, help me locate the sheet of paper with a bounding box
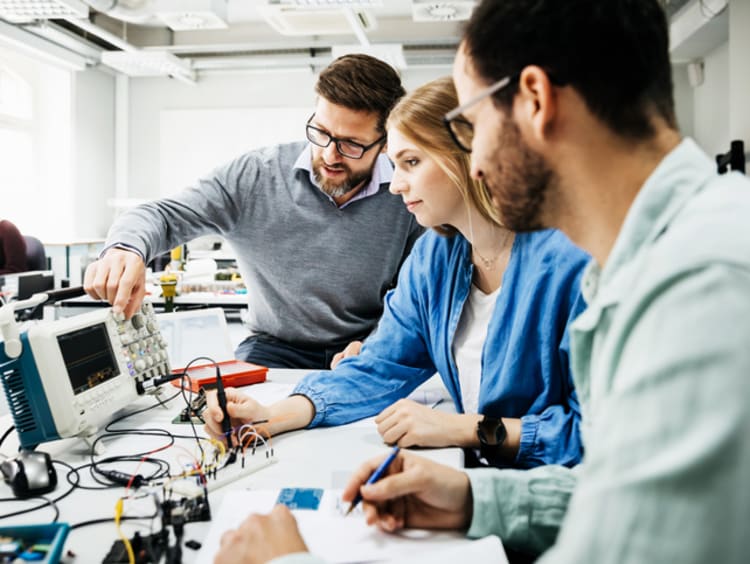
[196,489,504,563]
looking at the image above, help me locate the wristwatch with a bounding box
[477,415,507,449]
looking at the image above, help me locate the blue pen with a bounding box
[346,446,401,516]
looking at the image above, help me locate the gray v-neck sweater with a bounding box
[106,141,423,347]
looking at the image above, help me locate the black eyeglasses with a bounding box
[306,115,386,159]
[443,75,515,153]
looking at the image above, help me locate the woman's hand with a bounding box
[375,399,481,448]
[204,387,271,444]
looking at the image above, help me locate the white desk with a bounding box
[0,370,461,563]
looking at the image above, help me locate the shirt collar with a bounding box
[293,144,393,208]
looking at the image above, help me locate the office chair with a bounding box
[23,235,48,271]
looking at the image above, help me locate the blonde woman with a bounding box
[207,77,588,469]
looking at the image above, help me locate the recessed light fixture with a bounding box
[411,1,475,22]
[155,0,229,31]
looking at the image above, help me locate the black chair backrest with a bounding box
[23,235,47,271]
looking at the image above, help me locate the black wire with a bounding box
[0,425,15,449]
[105,388,183,431]
[50,460,79,505]
[70,513,158,530]
[170,355,221,462]
[0,494,59,521]
[83,357,219,487]
[0,459,78,521]
[85,391,183,486]
[0,358,221,523]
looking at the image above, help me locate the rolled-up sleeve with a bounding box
[517,393,582,468]
[293,246,436,428]
[466,465,577,554]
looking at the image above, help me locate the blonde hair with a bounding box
[386,76,502,235]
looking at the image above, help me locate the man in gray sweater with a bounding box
[83,54,422,369]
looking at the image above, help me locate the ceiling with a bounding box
[0,0,470,80]
[0,0,724,81]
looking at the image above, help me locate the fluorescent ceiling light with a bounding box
[0,0,88,23]
[101,50,195,82]
[0,18,88,70]
[259,4,377,36]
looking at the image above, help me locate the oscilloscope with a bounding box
[1,297,171,450]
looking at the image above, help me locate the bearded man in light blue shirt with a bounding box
[212,1,750,563]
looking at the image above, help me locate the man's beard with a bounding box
[484,118,558,232]
[312,158,374,199]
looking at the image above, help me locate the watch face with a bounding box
[478,416,507,447]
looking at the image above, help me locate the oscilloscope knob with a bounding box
[131,314,145,330]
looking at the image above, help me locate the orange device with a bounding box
[171,360,268,392]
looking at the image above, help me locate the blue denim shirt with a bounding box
[294,229,589,468]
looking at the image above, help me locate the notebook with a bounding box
[155,308,267,391]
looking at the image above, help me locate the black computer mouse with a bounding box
[0,450,57,498]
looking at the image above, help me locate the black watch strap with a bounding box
[477,415,507,448]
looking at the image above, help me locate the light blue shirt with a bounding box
[465,138,750,562]
[292,144,393,208]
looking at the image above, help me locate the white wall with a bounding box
[0,48,72,239]
[126,66,450,201]
[72,67,116,237]
[728,0,750,143]
[672,64,695,139]
[691,42,730,156]
[680,0,750,159]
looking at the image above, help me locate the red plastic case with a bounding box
[170,360,268,392]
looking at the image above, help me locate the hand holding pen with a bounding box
[341,449,473,532]
[346,446,400,515]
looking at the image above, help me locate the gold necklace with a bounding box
[471,229,511,270]
[472,245,501,269]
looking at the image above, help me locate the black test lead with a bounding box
[215,365,236,464]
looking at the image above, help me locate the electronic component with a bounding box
[161,495,211,526]
[276,488,323,510]
[0,298,171,450]
[172,388,206,424]
[103,531,165,564]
